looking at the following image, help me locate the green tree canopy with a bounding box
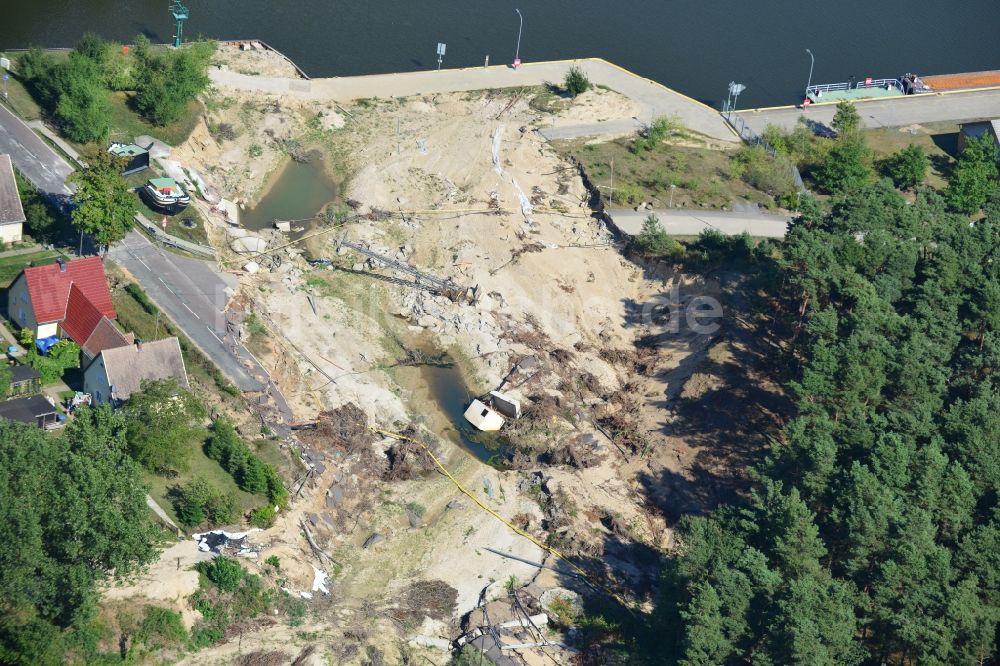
[69,150,137,248]
[0,407,156,645]
[121,377,207,473]
[133,41,214,126]
[631,214,682,258]
[831,101,861,136]
[948,133,999,214]
[814,135,873,194]
[884,143,929,190]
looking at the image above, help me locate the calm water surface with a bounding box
[240,154,338,231]
[2,1,998,108]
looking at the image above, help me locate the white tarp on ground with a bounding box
[192,529,261,557]
[312,566,330,594]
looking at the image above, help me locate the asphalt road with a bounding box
[0,100,292,422]
[608,207,790,238]
[0,102,73,198]
[735,88,1000,135]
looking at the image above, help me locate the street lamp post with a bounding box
[805,49,815,97]
[514,9,523,68]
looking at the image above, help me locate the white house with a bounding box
[84,337,189,405]
[8,256,117,342]
[0,154,26,245]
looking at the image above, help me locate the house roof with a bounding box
[0,395,56,425]
[10,364,41,384]
[62,284,105,346]
[20,257,115,324]
[82,316,133,359]
[109,143,148,157]
[0,154,26,227]
[100,337,189,401]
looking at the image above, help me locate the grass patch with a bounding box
[556,137,773,210]
[0,249,65,288]
[144,431,263,527]
[106,92,201,148]
[0,72,43,121]
[862,122,958,190]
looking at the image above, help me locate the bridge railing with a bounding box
[807,78,903,97]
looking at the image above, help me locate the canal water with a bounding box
[3,1,998,109]
[240,153,338,232]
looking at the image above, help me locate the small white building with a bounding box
[84,337,190,406]
[0,154,26,245]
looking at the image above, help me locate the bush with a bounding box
[564,65,591,98]
[133,39,215,126]
[265,555,280,569]
[138,606,187,646]
[882,144,928,190]
[631,214,682,259]
[633,115,683,153]
[761,123,815,163]
[731,144,797,198]
[20,332,80,384]
[614,183,643,205]
[125,282,159,315]
[948,133,999,214]
[813,135,873,194]
[173,477,236,528]
[205,418,288,505]
[197,556,246,593]
[249,504,276,528]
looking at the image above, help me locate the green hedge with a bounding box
[125,282,159,315]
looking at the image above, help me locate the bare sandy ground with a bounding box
[120,45,743,664]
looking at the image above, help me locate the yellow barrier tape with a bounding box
[368,425,635,610]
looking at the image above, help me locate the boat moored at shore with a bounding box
[140,177,190,214]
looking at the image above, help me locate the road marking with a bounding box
[137,258,151,271]
[183,303,200,319]
[207,326,224,343]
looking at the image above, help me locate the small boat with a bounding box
[140,177,190,214]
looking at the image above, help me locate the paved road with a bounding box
[608,207,790,238]
[211,58,737,143]
[735,88,1000,135]
[0,103,73,198]
[0,100,292,423]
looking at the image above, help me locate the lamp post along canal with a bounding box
[805,48,814,96]
[514,9,523,68]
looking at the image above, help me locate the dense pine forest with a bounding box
[658,182,1000,665]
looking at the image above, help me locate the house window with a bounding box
[17,309,25,323]
[20,294,27,304]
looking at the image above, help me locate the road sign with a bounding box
[436,42,446,70]
[0,57,10,70]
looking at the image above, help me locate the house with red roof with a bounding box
[8,257,132,363]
